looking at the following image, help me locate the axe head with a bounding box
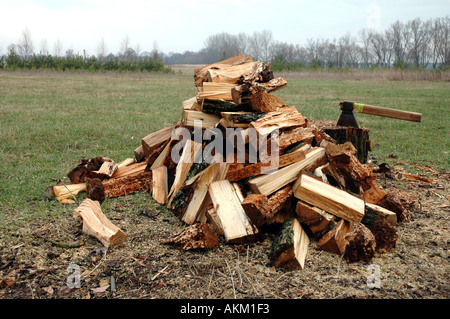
[337,101,358,128]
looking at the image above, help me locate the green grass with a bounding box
[0,71,448,228]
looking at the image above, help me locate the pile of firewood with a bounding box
[44,53,417,270]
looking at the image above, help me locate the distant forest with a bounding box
[1,16,448,72]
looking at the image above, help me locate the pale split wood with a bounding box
[152,166,168,204]
[292,218,309,270]
[73,199,126,248]
[208,180,258,243]
[293,173,365,223]
[248,147,327,196]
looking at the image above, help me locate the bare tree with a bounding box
[96,37,108,61]
[18,27,34,59]
[54,38,63,57]
[39,39,49,56]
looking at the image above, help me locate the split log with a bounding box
[269,218,309,270]
[182,96,202,111]
[100,171,153,198]
[181,110,221,129]
[241,194,269,228]
[111,161,146,179]
[202,99,252,115]
[376,187,417,223]
[168,139,203,204]
[248,147,327,196]
[296,201,335,236]
[88,160,118,180]
[231,77,287,105]
[277,127,315,153]
[363,180,387,205]
[263,185,294,223]
[73,199,126,248]
[293,173,365,223]
[317,219,353,255]
[179,163,230,225]
[152,166,168,204]
[250,91,284,112]
[367,214,398,253]
[207,61,265,85]
[194,53,251,87]
[44,183,86,201]
[343,222,376,262]
[226,147,306,182]
[141,124,176,159]
[249,106,307,136]
[197,83,236,101]
[163,224,219,250]
[363,203,397,227]
[323,141,376,193]
[208,180,258,243]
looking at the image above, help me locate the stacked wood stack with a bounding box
[44,54,416,270]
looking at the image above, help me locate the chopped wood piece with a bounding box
[208,180,258,243]
[67,156,111,184]
[181,110,221,129]
[231,77,287,105]
[152,166,168,204]
[343,222,376,262]
[269,218,309,270]
[44,183,86,201]
[88,160,118,180]
[194,53,251,87]
[168,139,203,204]
[363,180,387,204]
[241,194,269,227]
[296,201,335,236]
[323,141,376,193]
[207,61,265,85]
[277,127,315,153]
[133,145,144,162]
[226,147,306,182]
[163,224,219,250]
[248,147,327,196]
[197,83,236,101]
[376,188,417,223]
[363,203,397,227]
[141,124,175,159]
[264,185,294,222]
[202,99,252,115]
[179,163,230,225]
[182,96,202,111]
[368,214,398,253]
[250,91,284,112]
[73,199,126,248]
[205,206,224,236]
[102,171,153,198]
[250,106,307,136]
[293,173,365,223]
[317,219,353,254]
[111,161,146,179]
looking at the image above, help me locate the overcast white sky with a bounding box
[0,0,448,56]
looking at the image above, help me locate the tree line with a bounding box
[0,30,172,73]
[1,16,448,72]
[164,16,449,71]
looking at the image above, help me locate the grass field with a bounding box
[0,70,448,299]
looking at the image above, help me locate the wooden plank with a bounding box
[152,166,168,204]
[248,147,327,196]
[293,173,365,223]
[73,199,126,248]
[208,180,258,243]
